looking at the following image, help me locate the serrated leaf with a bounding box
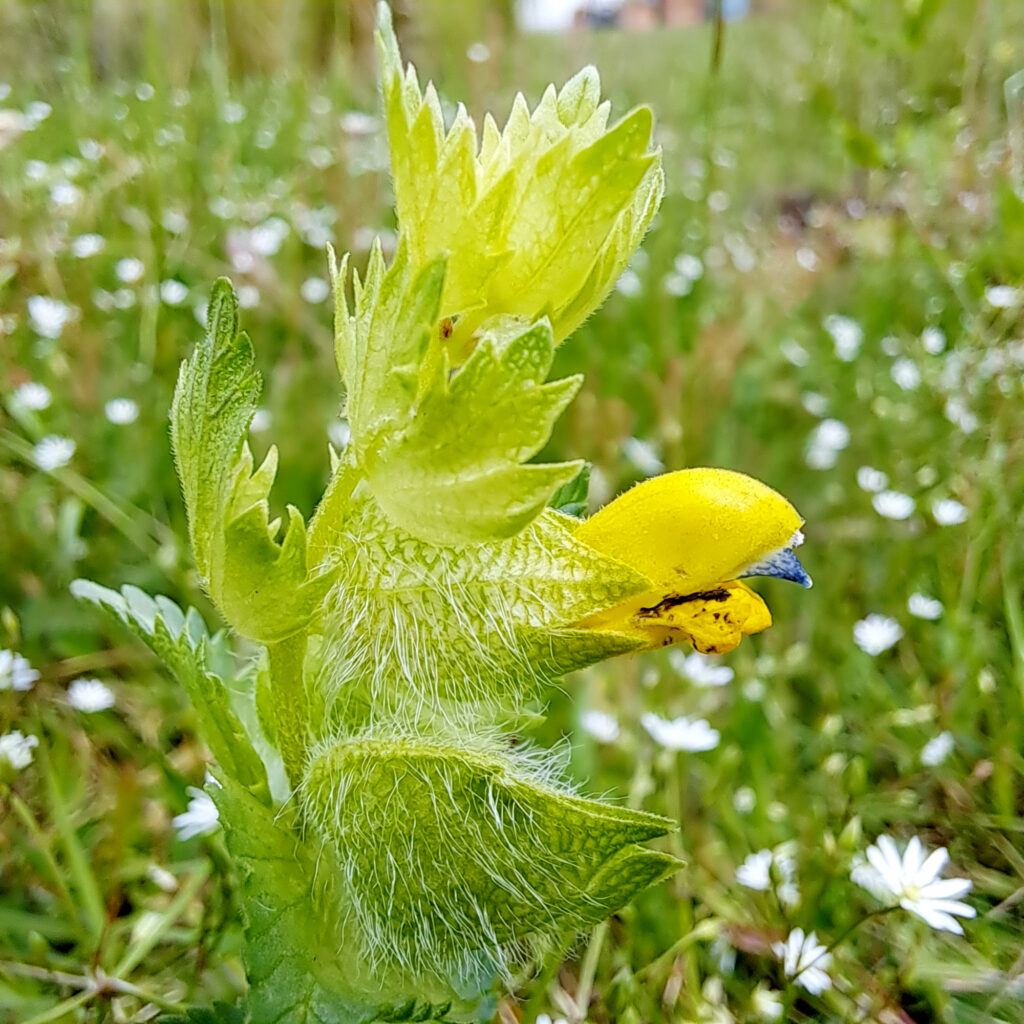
[303,736,680,982]
[212,776,379,1024]
[549,463,590,517]
[323,497,651,719]
[214,774,468,1023]
[366,316,583,544]
[331,240,446,461]
[374,4,661,354]
[171,278,334,642]
[158,1002,247,1024]
[71,580,268,797]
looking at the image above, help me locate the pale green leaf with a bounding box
[331,239,446,458]
[375,3,661,354]
[367,316,583,544]
[170,277,260,573]
[171,278,335,642]
[70,580,268,798]
[303,735,680,983]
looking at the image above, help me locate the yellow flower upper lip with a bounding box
[569,468,810,655]
[573,467,809,594]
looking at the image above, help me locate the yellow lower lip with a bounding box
[575,579,772,656]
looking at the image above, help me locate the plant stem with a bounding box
[267,631,310,787]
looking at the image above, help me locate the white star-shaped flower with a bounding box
[172,788,220,840]
[641,712,719,752]
[856,834,975,934]
[772,928,831,995]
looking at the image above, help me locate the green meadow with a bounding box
[2,1,1024,1020]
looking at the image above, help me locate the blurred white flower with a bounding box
[932,498,968,526]
[105,398,139,425]
[856,465,888,493]
[853,614,903,655]
[115,257,145,283]
[985,285,1019,309]
[872,490,914,520]
[772,928,831,995]
[237,284,260,309]
[800,391,828,417]
[642,712,719,752]
[921,730,954,767]
[921,326,946,354]
[663,272,693,296]
[0,730,39,771]
[796,246,819,272]
[50,181,80,207]
[249,408,272,433]
[615,269,642,297]
[28,295,73,338]
[300,276,330,304]
[708,189,730,212]
[824,314,862,361]
[250,217,290,256]
[25,100,52,126]
[339,110,379,135]
[736,849,772,890]
[71,233,106,258]
[173,788,219,840]
[67,677,115,713]
[780,339,809,367]
[580,709,619,744]
[160,279,189,305]
[622,436,665,477]
[674,253,704,280]
[535,1015,568,1024]
[466,41,490,62]
[880,335,900,356]
[859,834,975,934]
[0,650,39,691]
[805,418,850,470]
[908,593,943,620]
[13,381,51,410]
[33,435,75,471]
[669,649,733,687]
[328,420,351,450]
[750,984,784,1021]
[890,357,921,390]
[733,786,756,813]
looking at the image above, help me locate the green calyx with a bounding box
[75,3,673,1018]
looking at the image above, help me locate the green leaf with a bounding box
[158,1003,247,1024]
[213,775,469,1023]
[375,3,661,354]
[331,240,446,462]
[171,278,335,642]
[70,580,268,799]
[303,735,680,984]
[170,278,260,575]
[549,463,590,517]
[323,497,651,720]
[366,316,583,545]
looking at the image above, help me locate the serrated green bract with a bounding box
[330,240,445,463]
[321,496,650,721]
[70,580,269,799]
[376,4,662,357]
[214,774,473,1024]
[302,735,679,986]
[366,315,583,545]
[172,279,335,642]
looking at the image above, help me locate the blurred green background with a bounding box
[2,1,1024,1021]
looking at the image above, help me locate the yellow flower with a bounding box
[573,468,810,655]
